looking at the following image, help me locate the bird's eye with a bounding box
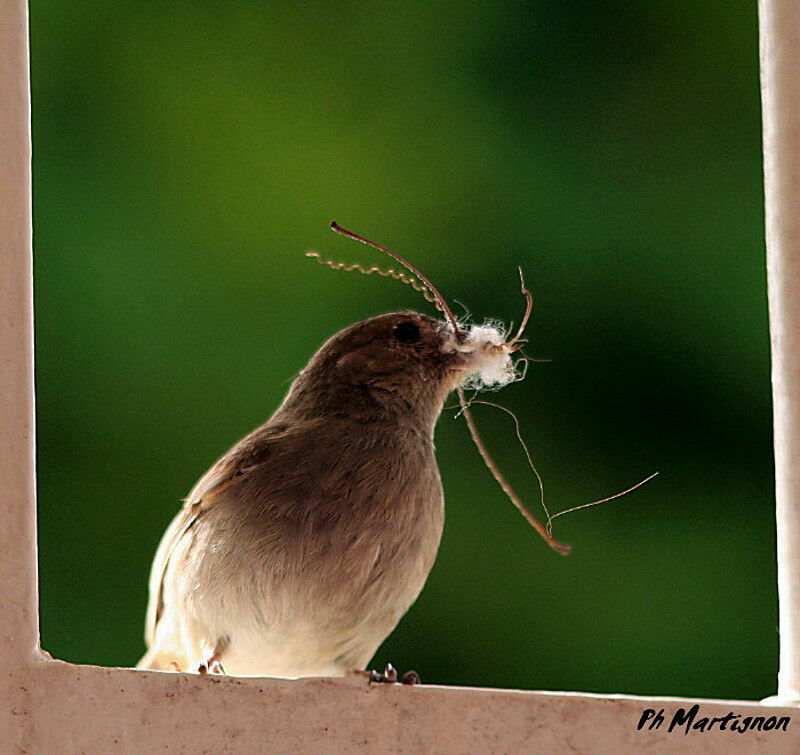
[394,321,421,344]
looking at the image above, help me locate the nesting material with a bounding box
[442,322,522,391]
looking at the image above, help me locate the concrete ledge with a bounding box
[2,655,798,753]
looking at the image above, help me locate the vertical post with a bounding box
[0,0,38,666]
[760,1,800,702]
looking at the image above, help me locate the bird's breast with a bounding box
[189,427,446,673]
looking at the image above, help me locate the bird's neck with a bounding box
[271,370,446,440]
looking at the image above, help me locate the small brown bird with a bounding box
[138,308,518,678]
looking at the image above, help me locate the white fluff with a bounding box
[441,321,522,391]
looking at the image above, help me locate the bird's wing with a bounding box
[142,500,202,648]
[143,436,275,647]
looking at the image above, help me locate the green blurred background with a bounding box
[31,1,772,700]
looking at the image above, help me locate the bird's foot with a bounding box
[359,664,420,685]
[198,652,226,675]
[369,663,398,683]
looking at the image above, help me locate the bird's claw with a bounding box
[198,655,226,675]
[363,663,420,685]
[367,663,398,683]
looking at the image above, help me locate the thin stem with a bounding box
[330,221,462,338]
[549,472,659,522]
[461,398,551,532]
[457,387,571,555]
[507,266,533,348]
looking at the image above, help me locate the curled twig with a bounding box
[305,251,438,303]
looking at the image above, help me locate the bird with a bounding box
[137,309,517,680]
